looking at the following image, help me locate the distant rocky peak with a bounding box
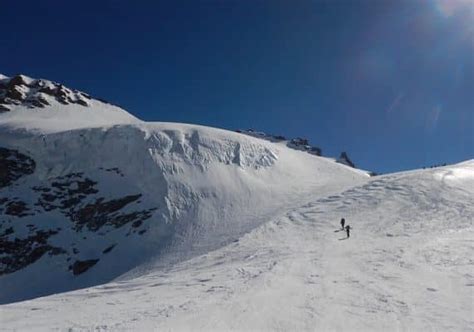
[337,151,356,168]
[0,74,92,112]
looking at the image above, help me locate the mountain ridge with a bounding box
[0,74,368,304]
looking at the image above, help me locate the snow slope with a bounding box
[1,74,471,331]
[1,160,472,331]
[0,74,367,304]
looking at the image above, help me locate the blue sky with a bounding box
[1,0,472,173]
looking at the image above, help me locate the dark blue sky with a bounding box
[2,0,473,173]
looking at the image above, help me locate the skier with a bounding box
[340,218,345,230]
[345,225,352,238]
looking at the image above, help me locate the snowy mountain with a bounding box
[0,74,367,304]
[0,74,139,132]
[1,74,472,331]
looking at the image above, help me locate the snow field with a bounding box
[1,161,472,331]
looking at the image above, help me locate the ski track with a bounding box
[1,167,473,331]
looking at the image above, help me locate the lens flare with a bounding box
[433,0,474,17]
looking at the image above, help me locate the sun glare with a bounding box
[434,0,474,17]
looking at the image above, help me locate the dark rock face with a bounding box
[337,152,356,168]
[1,149,157,278]
[7,75,29,87]
[75,194,154,231]
[33,174,156,232]
[5,200,32,217]
[0,148,36,188]
[102,244,116,254]
[0,229,66,275]
[287,138,322,156]
[34,173,99,213]
[0,74,91,111]
[69,259,99,275]
[237,129,322,156]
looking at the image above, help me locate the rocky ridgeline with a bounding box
[0,147,157,277]
[237,129,322,156]
[236,129,367,172]
[0,74,92,112]
[0,148,36,188]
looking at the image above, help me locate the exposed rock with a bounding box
[103,167,124,177]
[76,99,89,107]
[0,148,36,188]
[7,75,29,88]
[0,230,66,275]
[33,172,156,232]
[308,146,322,156]
[5,200,32,217]
[6,86,25,101]
[1,169,157,277]
[35,174,98,212]
[74,194,155,231]
[1,227,14,237]
[69,259,99,276]
[337,152,356,168]
[237,129,322,156]
[287,138,322,156]
[0,74,91,110]
[102,244,116,254]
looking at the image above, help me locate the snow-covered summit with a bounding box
[0,74,92,110]
[0,74,139,133]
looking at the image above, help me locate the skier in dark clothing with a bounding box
[345,225,351,238]
[340,218,345,230]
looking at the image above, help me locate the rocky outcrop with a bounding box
[337,152,356,168]
[69,259,99,276]
[237,129,322,156]
[0,74,91,111]
[0,148,36,188]
[75,194,155,231]
[287,138,322,156]
[0,229,66,275]
[33,173,156,231]
[4,200,32,217]
[1,155,157,277]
